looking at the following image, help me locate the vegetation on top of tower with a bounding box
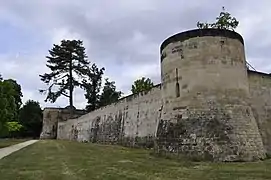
[197,7,239,31]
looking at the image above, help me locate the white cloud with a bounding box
[50,28,83,45]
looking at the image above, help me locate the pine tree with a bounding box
[39,39,90,109]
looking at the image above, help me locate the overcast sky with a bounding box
[0,0,270,109]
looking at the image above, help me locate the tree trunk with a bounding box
[69,58,73,115]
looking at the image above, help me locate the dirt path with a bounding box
[0,140,38,160]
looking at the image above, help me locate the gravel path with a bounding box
[0,140,38,160]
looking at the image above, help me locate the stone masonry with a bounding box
[40,29,271,162]
[40,107,85,139]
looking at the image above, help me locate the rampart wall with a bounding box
[57,85,162,148]
[54,70,271,160]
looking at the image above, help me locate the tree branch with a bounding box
[53,74,68,82]
[61,92,70,97]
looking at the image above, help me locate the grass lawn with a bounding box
[0,140,270,180]
[0,139,28,148]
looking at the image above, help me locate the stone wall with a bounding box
[248,70,271,156]
[40,108,86,139]
[57,85,162,148]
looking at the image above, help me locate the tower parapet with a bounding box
[156,28,266,161]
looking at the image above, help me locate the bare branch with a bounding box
[61,92,69,97]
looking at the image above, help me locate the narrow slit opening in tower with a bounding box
[176,82,180,97]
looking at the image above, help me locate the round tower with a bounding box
[156,29,266,161]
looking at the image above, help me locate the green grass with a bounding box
[0,139,28,148]
[0,140,271,180]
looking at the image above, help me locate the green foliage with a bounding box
[197,7,239,31]
[39,39,90,108]
[196,22,211,29]
[0,80,17,136]
[99,78,122,107]
[3,79,23,124]
[131,77,154,94]
[19,100,43,138]
[6,122,23,132]
[3,79,23,110]
[82,64,105,112]
[0,75,23,137]
[5,121,23,137]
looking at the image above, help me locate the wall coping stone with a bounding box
[160,28,244,56]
